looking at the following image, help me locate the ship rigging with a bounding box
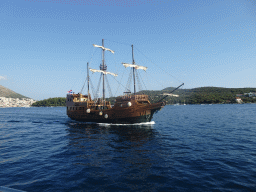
[66,39,184,124]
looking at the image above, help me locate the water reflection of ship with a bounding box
[65,122,169,189]
[66,122,156,145]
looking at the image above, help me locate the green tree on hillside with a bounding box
[32,97,66,107]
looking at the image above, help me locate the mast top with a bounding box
[93,44,115,54]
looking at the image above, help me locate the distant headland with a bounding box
[0,85,28,99]
[0,85,36,107]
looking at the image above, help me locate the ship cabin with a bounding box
[114,93,150,108]
[67,93,91,103]
[66,93,112,111]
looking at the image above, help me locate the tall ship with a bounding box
[66,40,183,124]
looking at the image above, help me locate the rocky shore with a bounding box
[0,97,36,107]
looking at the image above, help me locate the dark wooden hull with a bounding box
[67,102,164,124]
[68,114,151,124]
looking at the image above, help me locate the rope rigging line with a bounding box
[140,71,156,101]
[79,48,94,95]
[79,46,98,96]
[105,75,113,98]
[113,54,122,77]
[111,75,127,95]
[135,70,143,92]
[96,74,103,99]
[144,66,166,90]
[138,70,148,91]
[104,39,131,46]
[113,67,126,95]
[134,46,183,84]
[125,69,133,93]
[80,78,87,94]
[89,79,96,99]
[86,39,185,101]
[89,45,98,64]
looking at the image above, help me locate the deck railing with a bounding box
[118,94,148,101]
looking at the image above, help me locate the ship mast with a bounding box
[87,62,89,98]
[91,40,117,104]
[132,45,136,95]
[122,46,148,95]
[102,39,105,102]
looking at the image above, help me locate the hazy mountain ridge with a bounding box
[0,85,28,99]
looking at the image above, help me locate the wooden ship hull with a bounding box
[67,94,165,124]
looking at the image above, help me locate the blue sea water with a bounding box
[0,104,256,192]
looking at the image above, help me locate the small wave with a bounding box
[7,120,21,123]
[98,121,155,126]
[68,121,96,126]
[0,186,26,192]
[32,121,43,124]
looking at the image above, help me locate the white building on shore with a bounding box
[0,97,36,107]
[235,97,243,104]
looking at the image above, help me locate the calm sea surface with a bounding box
[0,104,256,192]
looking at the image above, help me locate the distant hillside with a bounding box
[0,85,28,99]
[137,86,256,104]
[16,86,256,106]
[32,97,66,107]
[185,87,256,104]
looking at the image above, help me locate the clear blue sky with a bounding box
[0,0,255,100]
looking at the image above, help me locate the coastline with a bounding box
[0,97,36,108]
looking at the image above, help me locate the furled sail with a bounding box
[122,63,147,71]
[93,44,115,54]
[90,68,118,77]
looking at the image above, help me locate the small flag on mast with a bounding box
[67,90,72,94]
